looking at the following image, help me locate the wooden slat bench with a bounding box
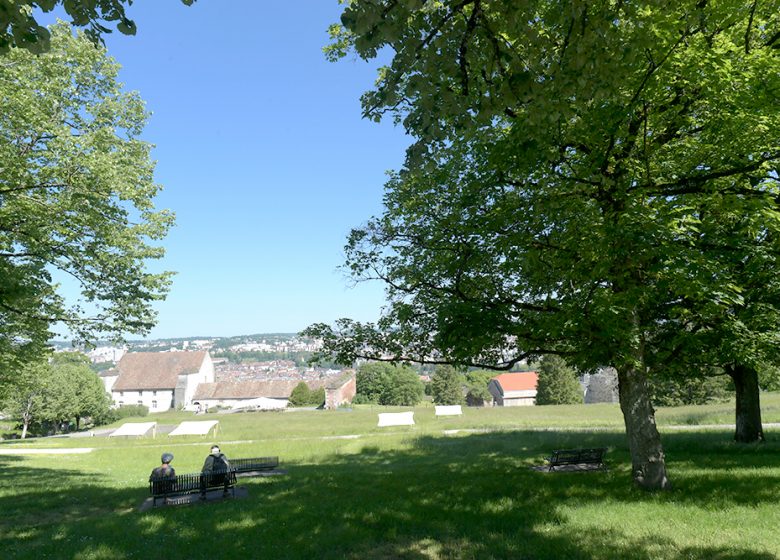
[149,469,237,506]
[231,456,279,477]
[547,448,608,472]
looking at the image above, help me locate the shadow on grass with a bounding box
[1,431,778,559]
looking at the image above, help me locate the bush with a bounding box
[289,382,327,407]
[114,404,149,419]
[289,382,312,406]
[351,394,372,405]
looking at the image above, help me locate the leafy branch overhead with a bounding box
[0,0,196,54]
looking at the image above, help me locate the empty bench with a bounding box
[149,470,237,506]
[547,447,607,472]
[231,456,279,477]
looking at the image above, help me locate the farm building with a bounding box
[488,372,539,406]
[191,378,328,410]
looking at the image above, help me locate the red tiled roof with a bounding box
[491,372,539,392]
[193,379,328,400]
[112,351,208,391]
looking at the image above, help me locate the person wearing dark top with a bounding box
[150,452,176,479]
[202,444,229,473]
[149,452,177,498]
[200,445,231,498]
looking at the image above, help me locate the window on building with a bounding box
[153,390,157,397]
[137,400,143,406]
[152,400,157,409]
[119,391,124,397]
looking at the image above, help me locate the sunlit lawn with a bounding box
[2,395,780,559]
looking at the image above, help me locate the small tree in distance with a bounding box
[535,355,583,406]
[430,365,464,405]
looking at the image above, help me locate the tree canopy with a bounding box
[0,0,195,54]
[306,1,780,490]
[0,24,173,368]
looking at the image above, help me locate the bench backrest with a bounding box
[435,405,463,417]
[149,470,237,496]
[550,448,607,464]
[377,411,415,427]
[231,457,279,472]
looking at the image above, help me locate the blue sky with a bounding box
[54,1,411,339]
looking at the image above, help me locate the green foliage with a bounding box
[1,353,110,436]
[311,387,326,406]
[0,23,173,367]
[306,0,780,487]
[289,382,327,407]
[356,362,424,406]
[535,355,583,406]
[429,365,464,405]
[650,374,731,407]
[0,0,196,54]
[113,404,148,420]
[759,363,780,392]
[289,382,311,407]
[465,370,495,387]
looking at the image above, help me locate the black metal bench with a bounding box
[547,448,608,471]
[149,469,237,506]
[231,456,279,476]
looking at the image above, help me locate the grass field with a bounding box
[2,396,780,559]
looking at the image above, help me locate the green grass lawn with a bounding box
[2,396,780,559]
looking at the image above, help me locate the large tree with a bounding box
[0,23,173,368]
[307,1,780,490]
[0,0,195,54]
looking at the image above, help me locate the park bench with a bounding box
[149,469,237,506]
[230,456,279,477]
[546,447,608,472]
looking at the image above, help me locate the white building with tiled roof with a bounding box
[192,378,328,410]
[110,351,214,412]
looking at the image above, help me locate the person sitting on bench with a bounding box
[150,452,176,479]
[200,444,230,498]
[149,452,177,495]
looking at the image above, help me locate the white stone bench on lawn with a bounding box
[435,405,463,417]
[168,420,219,436]
[377,411,415,427]
[109,421,157,438]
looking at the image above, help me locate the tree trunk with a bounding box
[727,363,764,443]
[20,399,33,439]
[617,365,671,490]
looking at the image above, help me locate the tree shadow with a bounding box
[1,430,778,559]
